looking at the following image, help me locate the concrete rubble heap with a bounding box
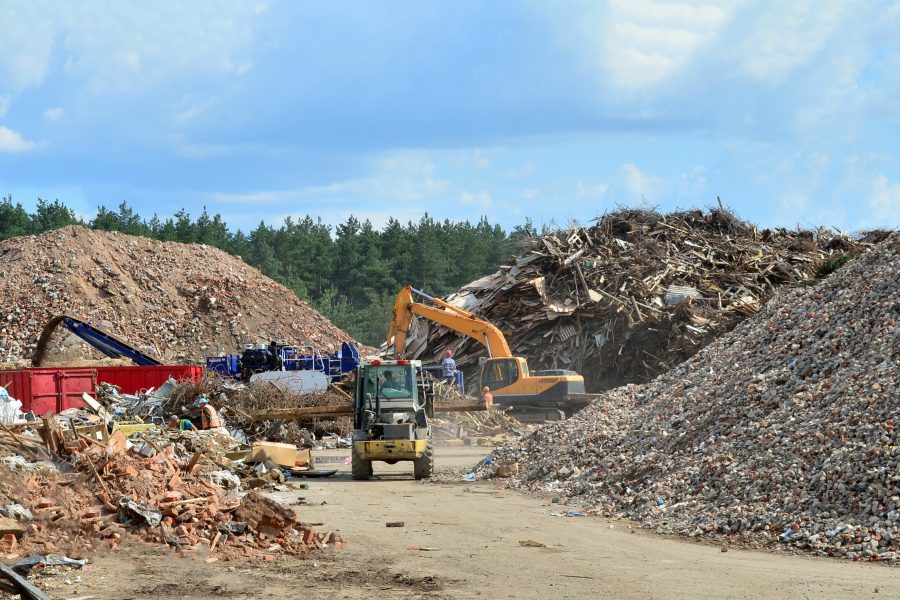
[0,225,356,364]
[0,425,343,562]
[491,234,899,561]
[401,208,865,391]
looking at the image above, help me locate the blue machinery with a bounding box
[206,342,361,383]
[32,315,163,367]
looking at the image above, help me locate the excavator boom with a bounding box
[388,286,511,358]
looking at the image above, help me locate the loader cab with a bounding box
[354,360,425,430]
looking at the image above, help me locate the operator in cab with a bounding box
[382,370,400,389]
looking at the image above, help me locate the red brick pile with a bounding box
[0,433,344,562]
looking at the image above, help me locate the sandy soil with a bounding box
[26,446,898,600]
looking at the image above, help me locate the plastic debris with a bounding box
[117,497,162,528]
[15,554,87,572]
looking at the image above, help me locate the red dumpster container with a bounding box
[1,365,203,414]
[93,365,203,396]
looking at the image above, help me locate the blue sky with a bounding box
[1,0,899,233]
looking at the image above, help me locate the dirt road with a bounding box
[51,446,897,599]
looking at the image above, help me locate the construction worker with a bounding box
[482,386,493,408]
[168,415,198,431]
[441,350,457,385]
[198,396,222,431]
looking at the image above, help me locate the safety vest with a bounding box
[201,405,221,429]
[483,391,493,407]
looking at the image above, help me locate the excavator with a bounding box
[388,285,589,417]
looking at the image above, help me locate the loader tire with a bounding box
[413,439,434,480]
[351,443,372,481]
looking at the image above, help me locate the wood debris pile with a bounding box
[491,234,899,560]
[402,208,864,390]
[164,378,353,442]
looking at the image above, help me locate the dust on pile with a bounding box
[401,208,867,391]
[491,233,899,561]
[0,225,357,364]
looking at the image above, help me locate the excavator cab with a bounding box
[479,356,584,410]
[351,359,434,480]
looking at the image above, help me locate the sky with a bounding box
[0,0,899,234]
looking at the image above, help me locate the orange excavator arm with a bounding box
[388,285,512,359]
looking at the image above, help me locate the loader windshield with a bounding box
[363,365,415,400]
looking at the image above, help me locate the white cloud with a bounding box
[459,190,493,211]
[0,126,35,152]
[678,166,707,197]
[0,95,10,118]
[473,150,490,170]
[43,107,64,121]
[732,0,849,84]
[0,3,264,96]
[599,0,733,89]
[780,191,810,211]
[211,150,451,206]
[870,174,900,221]
[575,179,608,200]
[621,163,663,200]
[521,188,540,200]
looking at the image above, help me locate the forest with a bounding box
[0,196,539,345]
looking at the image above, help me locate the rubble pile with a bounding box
[491,234,899,560]
[402,208,864,390]
[0,426,343,563]
[164,378,353,441]
[428,383,531,444]
[0,225,357,364]
[432,408,531,445]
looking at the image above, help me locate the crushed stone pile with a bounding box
[401,208,865,391]
[0,225,357,364]
[491,234,899,561]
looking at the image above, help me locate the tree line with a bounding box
[0,196,539,345]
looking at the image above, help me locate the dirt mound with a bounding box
[492,233,900,560]
[0,226,357,364]
[400,208,864,391]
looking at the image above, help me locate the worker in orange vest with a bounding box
[482,386,493,408]
[198,396,222,430]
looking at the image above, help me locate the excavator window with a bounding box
[482,358,519,390]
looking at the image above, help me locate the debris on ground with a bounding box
[0,225,357,364]
[490,233,899,561]
[162,377,353,442]
[0,409,346,573]
[399,208,866,390]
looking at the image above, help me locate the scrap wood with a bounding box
[0,563,49,600]
[397,208,866,391]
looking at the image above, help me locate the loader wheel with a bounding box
[351,443,372,480]
[413,439,434,480]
